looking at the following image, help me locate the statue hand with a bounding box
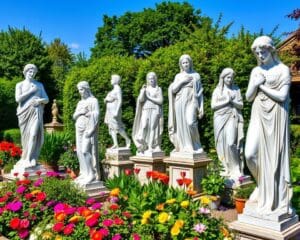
[254,73,265,86]
[31,84,38,93]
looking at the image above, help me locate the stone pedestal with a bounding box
[75,180,108,200]
[130,152,165,184]
[102,148,133,179]
[44,121,64,133]
[163,152,211,192]
[230,220,300,240]
[5,164,49,180]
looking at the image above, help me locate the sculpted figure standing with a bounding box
[104,74,131,149]
[132,72,163,154]
[168,54,204,153]
[211,68,244,179]
[73,81,100,185]
[15,64,49,168]
[245,36,292,215]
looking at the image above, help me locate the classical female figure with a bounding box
[15,64,49,168]
[211,68,244,179]
[132,72,163,154]
[73,81,100,185]
[104,74,131,149]
[245,36,292,215]
[168,54,204,153]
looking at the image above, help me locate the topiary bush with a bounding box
[1,128,21,145]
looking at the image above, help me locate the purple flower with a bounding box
[193,223,206,233]
[33,178,43,187]
[7,201,22,212]
[238,176,245,183]
[109,196,119,203]
[112,234,122,240]
[46,200,56,207]
[16,185,27,194]
[91,202,102,210]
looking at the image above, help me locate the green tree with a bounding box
[91,1,210,59]
[46,38,74,102]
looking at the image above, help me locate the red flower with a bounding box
[180,171,186,178]
[13,172,19,177]
[63,223,74,235]
[114,217,124,225]
[23,172,29,178]
[183,178,192,186]
[91,230,103,240]
[10,217,20,230]
[36,170,42,176]
[109,204,119,211]
[134,168,140,175]
[124,169,132,176]
[122,211,131,219]
[176,178,184,186]
[146,171,152,179]
[36,192,47,201]
[85,214,99,227]
[53,222,65,232]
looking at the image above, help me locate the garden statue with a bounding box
[244,36,293,216]
[104,74,131,149]
[51,99,59,123]
[73,81,100,186]
[15,63,49,168]
[168,54,204,153]
[132,72,163,154]
[211,68,244,180]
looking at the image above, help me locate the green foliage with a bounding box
[1,128,21,145]
[291,156,300,215]
[58,142,79,171]
[91,2,208,59]
[39,132,71,166]
[0,78,19,130]
[234,183,256,199]
[291,124,300,156]
[39,176,87,205]
[63,56,140,157]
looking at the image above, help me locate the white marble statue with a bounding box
[15,64,49,168]
[73,81,100,185]
[168,54,204,153]
[211,68,244,180]
[132,72,163,154]
[245,36,292,215]
[104,74,131,149]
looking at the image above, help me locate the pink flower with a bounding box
[91,202,102,210]
[63,223,74,235]
[112,234,122,240]
[7,201,22,212]
[16,185,27,194]
[86,198,96,205]
[33,178,43,187]
[85,216,99,227]
[132,233,141,240]
[199,207,210,214]
[18,229,29,239]
[193,223,206,233]
[99,228,109,237]
[19,219,30,229]
[102,219,114,227]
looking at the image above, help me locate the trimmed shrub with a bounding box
[1,128,21,145]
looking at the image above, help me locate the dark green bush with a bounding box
[1,128,21,145]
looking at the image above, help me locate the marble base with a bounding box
[105,147,131,161]
[75,180,108,199]
[136,150,165,159]
[44,121,64,133]
[6,164,49,180]
[164,152,211,192]
[102,159,133,179]
[130,155,166,184]
[230,220,300,240]
[170,149,204,160]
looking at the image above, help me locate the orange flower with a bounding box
[156,203,165,211]
[55,212,67,222]
[183,178,192,187]
[221,226,230,237]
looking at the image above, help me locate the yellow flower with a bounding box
[110,188,120,196]
[69,215,81,223]
[31,189,41,195]
[174,219,184,228]
[158,212,169,224]
[142,210,152,219]
[42,232,53,240]
[166,198,176,204]
[171,225,180,236]
[55,236,63,240]
[210,195,218,201]
[200,195,211,205]
[141,218,148,225]
[180,200,189,208]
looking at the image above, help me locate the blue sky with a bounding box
[0,0,299,57]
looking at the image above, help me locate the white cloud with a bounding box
[69,43,80,50]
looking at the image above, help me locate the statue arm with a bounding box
[246,69,262,102]
[37,84,49,105]
[146,88,163,105]
[211,89,230,110]
[86,99,100,137]
[114,90,122,117]
[15,82,36,104]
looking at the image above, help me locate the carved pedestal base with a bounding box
[130,153,166,184]
[163,152,211,192]
[75,180,108,200]
[230,220,300,240]
[6,164,48,180]
[102,148,133,179]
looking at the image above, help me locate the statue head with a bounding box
[111,74,121,85]
[219,68,235,89]
[251,36,280,66]
[23,63,38,78]
[77,81,92,99]
[146,72,157,87]
[179,54,193,72]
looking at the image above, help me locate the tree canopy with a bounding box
[91,1,211,59]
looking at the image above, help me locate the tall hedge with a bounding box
[63,56,140,157]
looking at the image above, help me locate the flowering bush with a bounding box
[58,143,79,172]
[0,141,22,169]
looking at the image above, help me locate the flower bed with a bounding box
[0,170,233,239]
